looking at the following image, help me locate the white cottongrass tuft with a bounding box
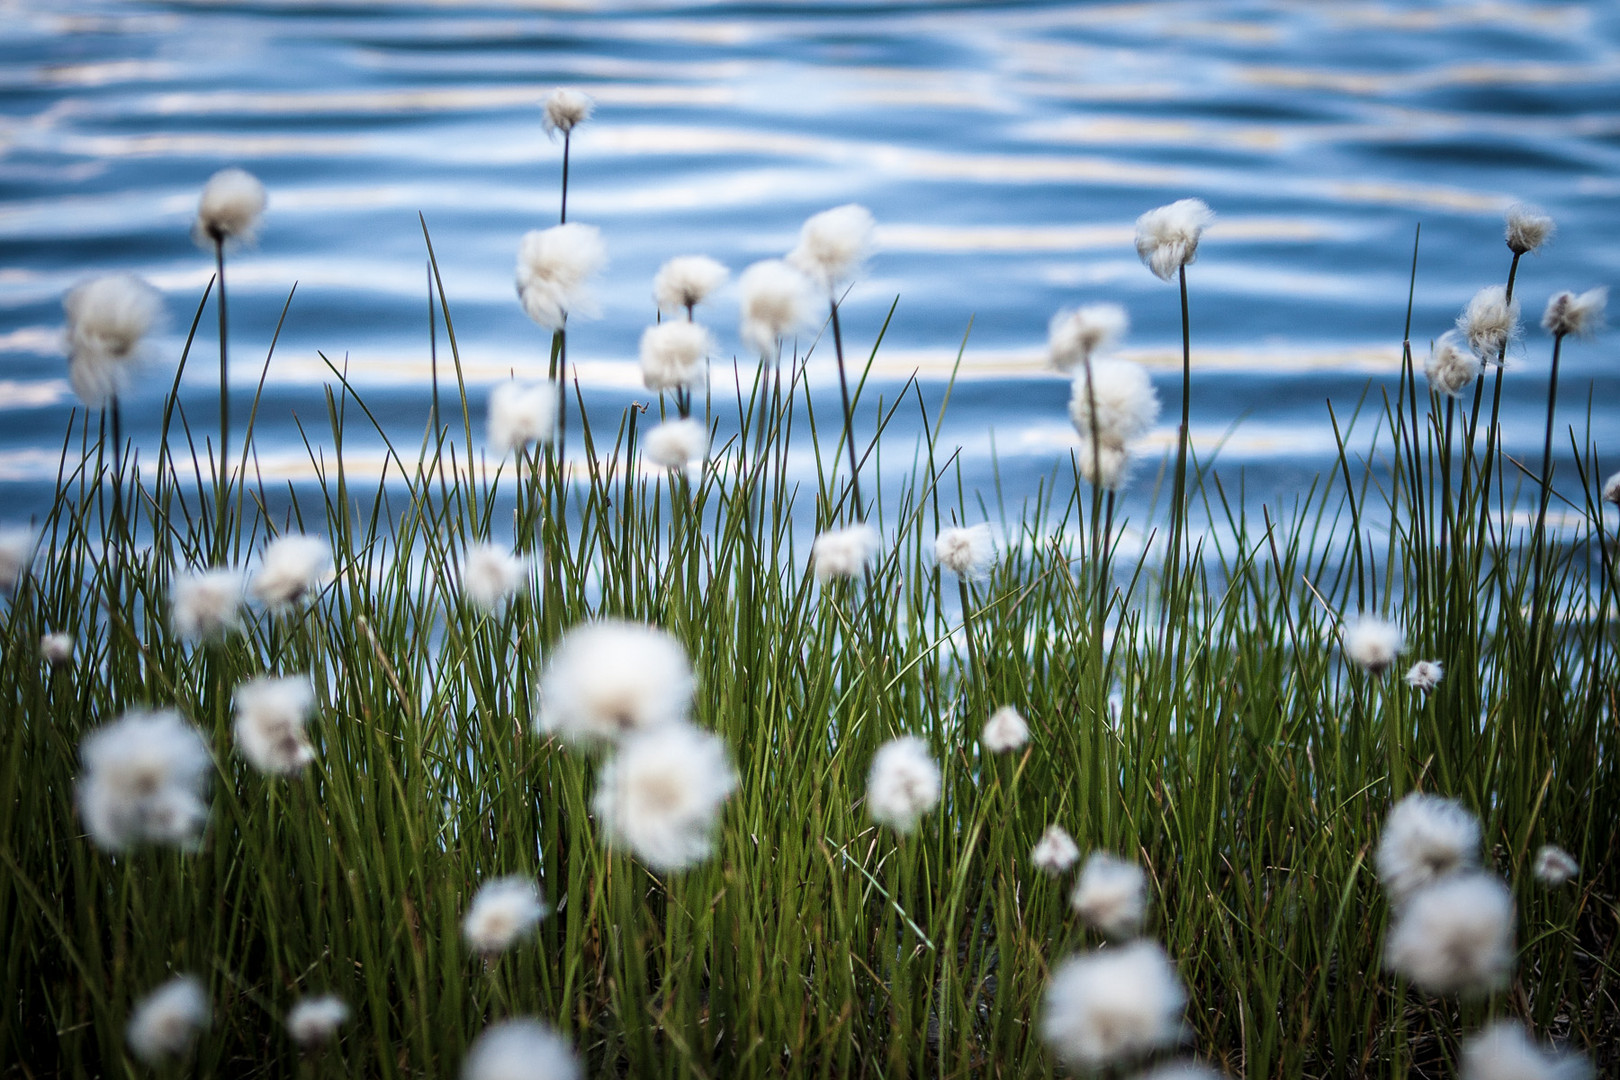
[463,876,548,953]
[1069,358,1160,447]
[62,274,163,407]
[644,418,709,471]
[1074,437,1132,492]
[541,87,593,136]
[1462,1020,1592,1080]
[286,994,351,1047]
[488,381,559,457]
[811,523,881,582]
[788,203,876,295]
[1405,660,1444,693]
[1132,1064,1227,1080]
[738,259,815,359]
[981,705,1029,754]
[1041,941,1187,1070]
[654,255,728,313]
[1376,792,1480,905]
[458,543,531,612]
[1458,285,1520,359]
[1505,203,1556,256]
[1425,331,1482,398]
[233,675,317,775]
[1533,844,1580,887]
[1134,198,1214,282]
[251,534,329,609]
[1049,303,1128,372]
[462,1018,582,1080]
[639,320,712,393]
[1071,852,1150,939]
[1341,613,1404,674]
[40,631,74,666]
[866,735,942,834]
[77,709,212,851]
[171,566,244,641]
[592,723,737,872]
[0,526,36,594]
[516,223,606,330]
[1384,872,1515,995]
[1541,286,1607,340]
[1603,471,1620,506]
[1032,824,1081,875]
[193,167,266,247]
[537,619,694,745]
[934,523,996,580]
[127,975,209,1064]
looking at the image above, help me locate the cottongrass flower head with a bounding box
[40,631,74,666]
[541,87,593,137]
[738,258,815,358]
[127,975,209,1064]
[1069,358,1160,446]
[1505,203,1556,256]
[1133,1064,1226,1080]
[1075,437,1131,491]
[1342,613,1403,674]
[811,523,881,582]
[1376,791,1480,905]
[0,526,36,594]
[1032,824,1081,875]
[463,1018,581,1080]
[1385,872,1515,995]
[1458,285,1520,359]
[1533,844,1580,886]
[233,675,317,775]
[463,876,548,953]
[459,543,531,612]
[788,203,875,295]
[654,254,728,313]
[1041,940,1187,1070]
[251,534,329,609]
[77,709,212,851]
[639,320,712,393]
[63,274,163,407]
[1425,331,1482,398]
[981,705,1029,754]
[194,167,266,247]
[488,381,559,457]
[1134,198,1214,282]
[645,417,709,471]
[537,619,694,745]
[593,723,737,871]
[1405,659,1444,693]
[1049,303,1128,372]
[1463,1021,1593,1080]
[286,995,351,1048]
[1603,471,1620,506]
[171,566,244,641]
[1071,852,1150,939]
[516,223,606,330]
[866,735,941,834]
[935,523,996,580]
[1541,286,1607,340]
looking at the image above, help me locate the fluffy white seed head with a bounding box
[77,709,212,852]
[63,274,163,407]
[654,255,728,313]
[1075,437,1131,492]
[934,523,996,580]
[644,418,709,471]
[286,995,351,1047]
[1533,844,1580,887]
[1134,198,1214,282]
[251,534,329,609]
[462,1018,581,1080]
[1505,203,1556,256]
[1069,358,1160,446]
[1541,287,1607,340]
[0,526,37,594]
[233,675,317,775]
[1132,1064,1226,1080]
[1405,660,1444,692]
[738,259,815,359]
[866,735,941,834]
[1041,941,1187,1070]
[1462,1021,1592,1080]
[1385,872,1515,995]
[592,723,737,871]
[639,320,712,393]
[541,87,593,137]
[1602,471,1620,507]
[463,876,548,953]
[488,381,559,457]
[1376,792,1481,905]
[1049,303,1128,372]
[537,619,694,746]
[811,524,881,582]
[1458,285,1520,360]
[1032,824,1080,875]
[1071,852,1150,939]
[40,631,74,666]
[1425,331,1482,399]
[788,203,875,295]
[127,975,209,1063]
[1342,613,1404,674]
[459,543,531,612]
[171,566,244,641]
[193,167,266,247]
[981,705,1029,754]
[516,223,606,330]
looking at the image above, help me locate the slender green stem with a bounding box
[215,234,230,557]
[830,301,863,521]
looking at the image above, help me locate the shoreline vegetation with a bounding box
[2,89,1617,1079]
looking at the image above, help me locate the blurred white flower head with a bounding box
[1376,792,1480,905]
[1425,331,1482,399]
[1533,844,1580,887]
[935,523,996,580]
[981,705,1028,754]
[639,320,712,394]
[40,631,74,666]
[463,876,548,954]
[62,274,163,408]
[171,566,245,642]
[1504,203,1556,256]
[1071,852,1149,939]
[1031,824,1080,876]
[541,87,593,137]
[1541,286,1607,340]
[1041,940,1187,1070]
[251,534,330,609]
[193,167,266,247]
[1074,437,1131,492]
[1384,872,1515,996]
[459,543,531,613]
[286,995,351,1048]
[811,524,881,582]
[738,259,815,359]
[537,619,694,746]
[788,203,875,296]
[1462,1020,1592,1080]
[516,223,606,330]
[654,255,728,313]
[1603,471,1620,507]
[1342,613,1404,674]
[127,975,209,1064]
[592,723,737,872]
[645,418,709,471]
[1069,358,1160,447]
[78,709,212,852]
[462,1018,581,1080]
[1458,285,1519,359]
[1048,303,1128,373]
[0,526,37,594]
[488,381,559,457]
[1404,660,1444,693]
[233,675,317,775]
[1134,198,1213,282]
[866,735,941,834]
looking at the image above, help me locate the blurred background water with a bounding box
[1,0,1616,535]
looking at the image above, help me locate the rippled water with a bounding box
[2,0,1616,525]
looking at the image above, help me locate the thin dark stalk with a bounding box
[214,235,229,555]
[830,301,863,521]
[560,134,570,224]
[1531,334,1566,605]
[553,326,568,463]
[428,260,440,433]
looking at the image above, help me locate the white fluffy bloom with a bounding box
[788,203,875,295]
[127,975,209,1063]
[1405,660,1444,692]
[459,543,531,612]
[62,274,163,407]
[171,566,244,641]
[251,534,329,609]
[537,619,694,745]
[488,381,559,457]
[1134,198,1214,282]
[462,1018,581,1080]
[1071,852,1149,939]
[1376,792,1481,905]
[639,320,711,393]
[1048,303,1128,372]
[592,723,736,871]
[1505,203,1556,256]
[1031,824,1080,876]
[811,523,881,582]
[1041,941,1187,1070]
[193,167,266,247]
[233,675,317,775]
[1075,437,1131,492]
[463,876,547,953]
[516,223,606,330]
[1605,471,1620,506]
[541,87,593,137]
[1458,285,1520,359]
[1425,331,1482,398]
[645,418,709,471]
[1069,359,1160,446]
[1533,844,1580,887]
[654,255,728,313]
[0,526,36,594]
[935,523,996,580]
[1384,873,1515,995]
[866,735,941,834]
[738,258,816,358]
[1541,287,1607,340]
[286,995,350,1047]
[1463,1021,1592,1080]
[1342,613,1403,674]
[77,709,212,851]
[40,631,74,666]
[1132,1064,1225,1080]
[981,706,1029,754]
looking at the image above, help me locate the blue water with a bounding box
[1,0,1617,527]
